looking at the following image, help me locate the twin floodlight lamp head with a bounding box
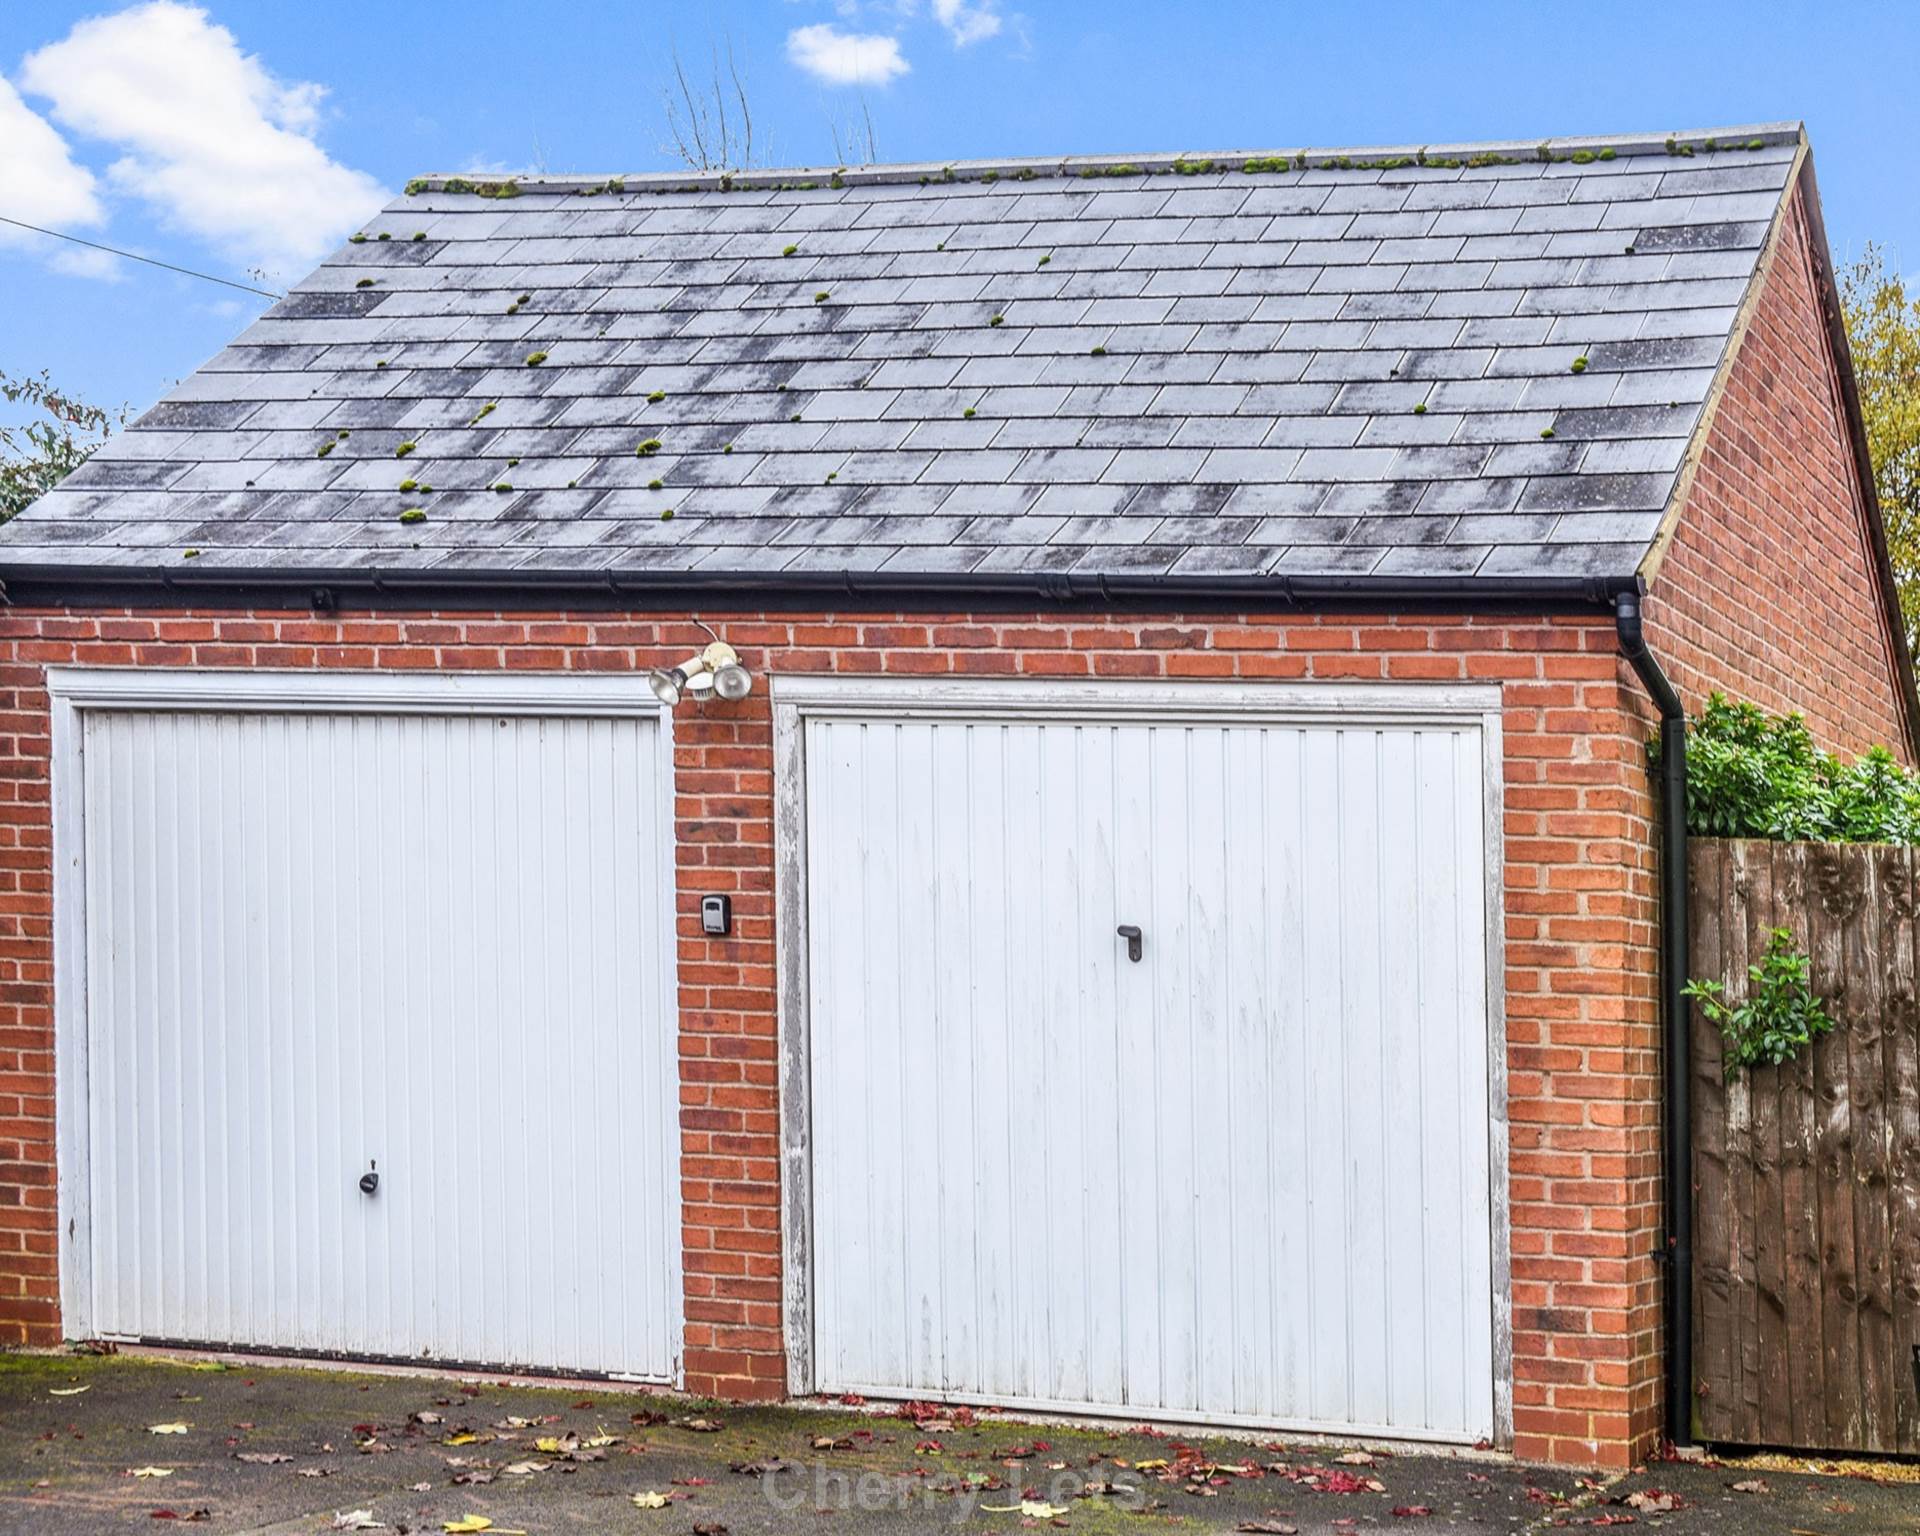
[647,638,753,707]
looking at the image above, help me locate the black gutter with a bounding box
[0,562,1643,616]
[1614,589,1692,1449]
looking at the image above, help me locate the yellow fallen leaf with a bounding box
[440,1521,491,1535]
[443,1433,480,1447]
[130,1467,174,1478]
[983,1500,1070,1518]
[1133,1458,1168,1471]
[584,1432,618,1448]
[147,1423,190,1435]
[49,1386,90,1397]
[533,1436,565,1453]
[631,1491,670,1509]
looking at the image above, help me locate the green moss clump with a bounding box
[1412,403,1427,415]
[349,233,368,244]
[395,441,417,458]
[989,314,1005,327]
[525,350,549,366]
[790,412,802,423]
[404,178,430,196]
[1079,163,1142,178]
[469,401,498,425]
[399,478,419,492]
[356,277,376,288]
[412,231,427,241]
[824,472,837,484]
[377,232,392,241]
[636,438,663,456]
[474,180,521,199]
[183,548,200,559]
[963,407,977,419]
[493,481,513,492]
[316,440,334,458]
[1038,253,1052,267]
[398,508,427,525]
[1090,345,1107,357]
[723,443,734,454]
[375,359,389,369]
[659,508,675,521]
[1540,427,1556,439]
[1240,156,1293,174]
[814,291,830,303]
[506,457,520,468]
[783,244,799,257]
[1172,158,1215,176]
[1571,355,1589,374]
[648,478,664,491]
[647,390,666,403]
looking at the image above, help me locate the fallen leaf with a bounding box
[410,1482,432,1492]
[1236,1522,1298,1534]
[234,1451,292,1465]
[1392,1508,1434,1519]
[680,1417,724,1433]
[1335,1451,1376,1466]
[411,1411,445,1426]
[1731,1478,1770,1494]
[500,1459,545,1476]
[130,1467,174,1479]
[147,1424,190,1436]
[1624,1490,1685,1513]
[631,1490,671,1509]
[48,1385,90,1397]
[811,1435,853,1450]
[982,1499,1070,1518]
[730,1458,794,1475]
[331,1514,385,1532]
[296,1467,335,1478]
[443,1433,482,1447]
[692,1524,728,1536]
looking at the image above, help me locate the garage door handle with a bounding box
[358,1164,379,1196]
[1116,924,1143,962]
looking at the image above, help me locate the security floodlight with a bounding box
[649,640,751,708]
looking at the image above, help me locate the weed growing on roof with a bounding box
[1079,163,1143,178]
[1038,253,1051,267]
[1090,345,1107,356]
[1664,136,1696,158]
[1571,355,1589,374]
[648,478,664,490]
[830,171,845,189]
[723,443,734,454]
[963,407,977,419]
[1540,427,1555,438]
[506,457,521,468]
[356,278,376,288]
[399,478,419,492]
[660,507,675,520]
[375,360,389,369]
[783,244,799,257]
[338,429,350,437]
[1413,403,1427,414]
[525,351,549,366]
[398,508,427,525]
[814,291,830,303]
[936,241,946,251]
[492,481,513,491]
[825,471,837,483]
[395,441,417,457]
[989,314,1005,326]
[412,231,427,241]
[378,232,392,241]
[647,390,666,403]
[1239,156,1294,174]
[475,180,521,199]
[636,438,662,456]
[469,401,497,425]
[350,233,368,244]
[1172,158,1216,176]
[404,178,430,195]
[315,440,335,458]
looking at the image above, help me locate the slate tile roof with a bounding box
[4,125,1805,598]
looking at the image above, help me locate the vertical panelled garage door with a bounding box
[58,676,680,1381]
[792,685,1502,1443]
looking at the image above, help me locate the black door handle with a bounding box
[1116,924,1143,962]
[359,1166,379,1196]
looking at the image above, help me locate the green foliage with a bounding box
[524,351,548,367]
[1,369,121,521]
[398,508,427,525]
[1669,693,1920,843]
[1840,244,1920,648]
[1683,927,1834,1071]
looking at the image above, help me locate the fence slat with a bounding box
[1690,837,1919,1455]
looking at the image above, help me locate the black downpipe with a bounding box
[1614,590,1692,1448]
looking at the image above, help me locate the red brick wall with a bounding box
[0,606,1666,1465]
[1648,179,1915,760]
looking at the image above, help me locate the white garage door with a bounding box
[786,680,1504,1443]
[55,673,680,1381]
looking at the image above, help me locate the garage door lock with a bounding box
[1116,924,1143,962]
[359,1162,379,1196]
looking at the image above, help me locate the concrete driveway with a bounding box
[0,1350,1912,1534]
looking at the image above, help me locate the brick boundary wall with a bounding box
[1648,183,1915,763]
[0,605,1663,1466]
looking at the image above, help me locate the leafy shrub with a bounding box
[1663,694,1920,844]
[1683,927,1834,1070]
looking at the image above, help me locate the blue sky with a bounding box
[3,0,1917,420]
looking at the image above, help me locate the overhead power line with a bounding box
[0,215,284,299]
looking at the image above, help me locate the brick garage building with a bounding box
[0,124,1911,1468]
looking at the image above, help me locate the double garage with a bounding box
[50,668,1508,1446]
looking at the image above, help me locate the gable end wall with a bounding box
[1646,178,1914,759]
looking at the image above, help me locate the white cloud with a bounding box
[19,1,385,279]
[0,77,116,274]
[931,0,1002,44]
[786,24,910,86]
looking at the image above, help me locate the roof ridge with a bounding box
[404,122,1805,198]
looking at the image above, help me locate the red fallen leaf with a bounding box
[673,1476,712,1486]
[838,1393,866,1406]
[1391,1507,1433,1518]
[915,1440,944,1454]
[1585,1517,1636,1527]
[1312,1469,1377,1495]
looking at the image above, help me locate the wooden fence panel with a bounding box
[1690,837,1920,1454]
